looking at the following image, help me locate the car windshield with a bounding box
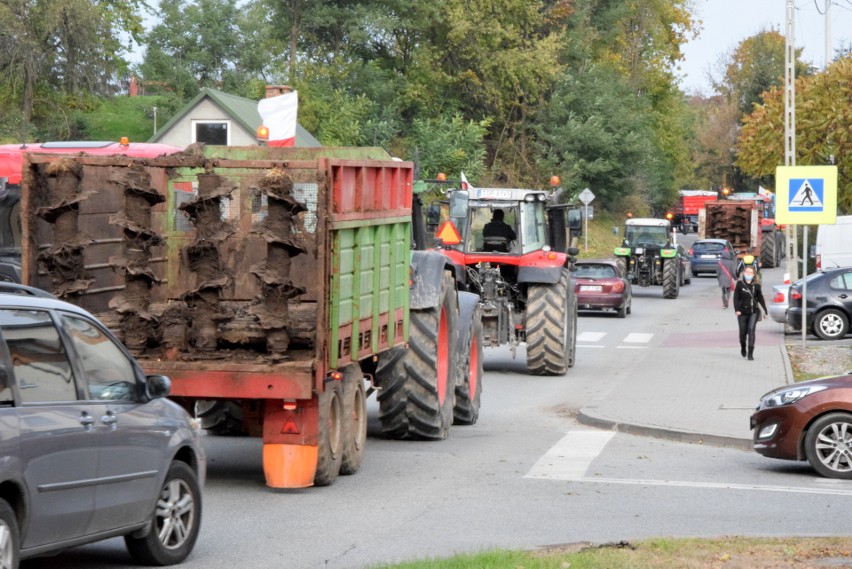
[693,242,725,252]
[575,265,616,279]
[625,226,668,246]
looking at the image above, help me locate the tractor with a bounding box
[427,180,582,376]
[613,217,682,299]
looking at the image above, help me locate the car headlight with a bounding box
[763,385,827,407]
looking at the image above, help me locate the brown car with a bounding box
[574,259,632,318]
[750,372,852,479]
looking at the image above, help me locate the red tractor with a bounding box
[428,182,581,375]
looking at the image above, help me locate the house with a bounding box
[148,87,321,147]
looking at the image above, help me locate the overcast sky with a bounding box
[678,0,852,94]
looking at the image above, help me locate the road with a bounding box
[30,238,852,569]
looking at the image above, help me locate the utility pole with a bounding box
[784,0,798,282]
[825,0,832,66]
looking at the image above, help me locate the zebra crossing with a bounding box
[576,330,655,349]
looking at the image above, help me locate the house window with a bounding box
[192,120,230,145]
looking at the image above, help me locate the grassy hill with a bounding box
[80,95,176,143]
[576,209,625,260]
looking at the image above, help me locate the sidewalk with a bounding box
[578,268,792,451]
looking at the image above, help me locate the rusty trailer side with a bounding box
[21,148,413,488]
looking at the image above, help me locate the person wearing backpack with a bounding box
[733,266,768,361]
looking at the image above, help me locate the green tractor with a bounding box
[613,218,684,299]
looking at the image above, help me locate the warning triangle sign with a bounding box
[789,179,823,211]
[281,418,300,434]
[435,221,462,245]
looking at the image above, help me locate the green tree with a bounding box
[736,56,852,214]
[0,0,144,130]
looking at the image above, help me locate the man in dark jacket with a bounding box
[482,209,516,251]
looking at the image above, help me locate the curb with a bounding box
[780,339,794,385]
[576,408,752,452]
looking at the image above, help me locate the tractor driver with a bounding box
[482,209,516,251]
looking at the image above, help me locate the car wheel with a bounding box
[0,498,19,569]
[804,413,852,479]
[813,309,849,341]
[125,461,202,565]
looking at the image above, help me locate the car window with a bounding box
[693,242,724,252]
[61,314,139,401]
[0,309,77,402]
[827,272,852,291]
[576,265,616,278]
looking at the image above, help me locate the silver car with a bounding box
[769,283,790,323]
[0,285,205,567]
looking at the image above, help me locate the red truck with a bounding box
[671,190,718,234]
[19,145,482,488]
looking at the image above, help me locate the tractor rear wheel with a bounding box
[314,381,343,486]
[454,304,483,425]
[376,271,458,440]
[526,269,572,375]
[662,259,679,299]
[761,232,778,268]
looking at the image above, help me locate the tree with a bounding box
[736,56,852,214]
[713,29,811,115]
[0,0,144,128]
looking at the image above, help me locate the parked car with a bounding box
[575,259,632,318]
[751,372,852,479]
[0,284,205,567]
[688,239,737,276]
[677,244,692,286]
[787,267,852,340]
[768,284,790,324]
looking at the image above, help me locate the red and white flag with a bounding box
[460,172,474,191]
[758,186,770,198]
[258,91,298,147]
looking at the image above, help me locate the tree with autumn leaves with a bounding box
[736,56,852,214]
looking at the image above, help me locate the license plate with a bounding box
[580,285,603,292]
[700,254,716,259]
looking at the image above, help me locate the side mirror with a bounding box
[426,204,441,226]
[145,374,172,400]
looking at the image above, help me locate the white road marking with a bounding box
[577,331,606,342]
[562,477,852,497]
[525,431,615,480]
[623,333,654,343]
[577,345,605,348]
[616,345,648,349]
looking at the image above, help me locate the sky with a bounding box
[678,0,852,94]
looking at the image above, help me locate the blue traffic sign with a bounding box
[788,178,824,212]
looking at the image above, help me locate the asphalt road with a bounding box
[30,239,852,569]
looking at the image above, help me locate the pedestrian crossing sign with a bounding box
[775,165,837,224]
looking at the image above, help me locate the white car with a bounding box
[768,283,789,324]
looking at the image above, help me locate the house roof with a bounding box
[149,87,321,147]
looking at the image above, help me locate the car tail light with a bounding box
[688,248,693,256]
[816,254,821,269]
[772,292,785,303]
[790,289,802,301]
[611,280,625,293]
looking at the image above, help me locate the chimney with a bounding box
[265,85,292,98]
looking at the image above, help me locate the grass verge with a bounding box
[373,537,852,568]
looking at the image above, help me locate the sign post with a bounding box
[775,165,838,347]
[578,188,595,252]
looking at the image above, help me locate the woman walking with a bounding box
[733,266,768,361]
[717,250,737,308]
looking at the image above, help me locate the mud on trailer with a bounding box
[19,146,481,488]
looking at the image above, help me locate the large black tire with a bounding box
[125,462,202,566]
[0,498,20,569]
[566,294,577,368]
[662,258,679,299]
[615,257,627,280]
[314,381,343,486]
[804,412,852,479]
[761,231,777,268]
[526,269,572,375]
[339,366,367,475]
[813,308,849,341]
[194,400,248,436]
[454,304,483,425]
[375,271,458,440]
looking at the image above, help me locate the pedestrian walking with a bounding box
[716,250,737,309]
[733,266,768,361]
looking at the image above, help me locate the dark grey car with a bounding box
[0,285,205,567]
